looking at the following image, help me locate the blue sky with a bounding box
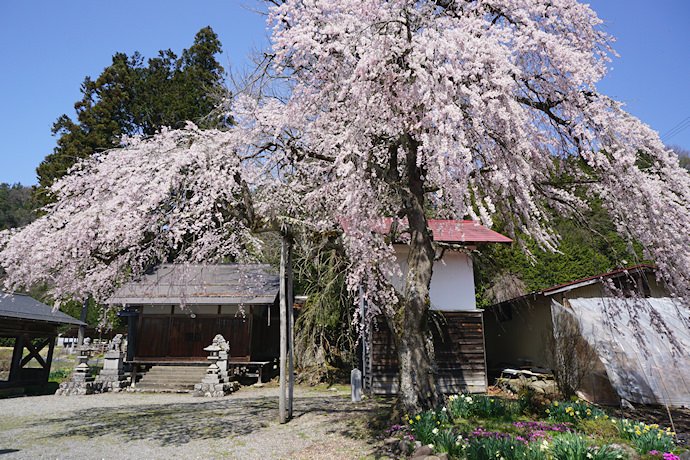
[0,0,688,186]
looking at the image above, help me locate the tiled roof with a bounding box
[0,291,85,326]
[108,263,280,306]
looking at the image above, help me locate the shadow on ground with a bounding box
[32,393,390,448]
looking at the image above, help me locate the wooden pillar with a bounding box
[77,297,89,347]
[43,335,56,392]
[279,236,288,424]
[9,333,25,384]
[287,241,294,419]
[125,308,137,362]
[45,336,56,379]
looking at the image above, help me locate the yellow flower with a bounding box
[416,415,420,420]
[554,402,559,406]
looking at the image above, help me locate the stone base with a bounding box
[55,380,104,396]
[192,381,240,397]
[96,370,126,382]
[96,378,129,393]
[56,374,129,396]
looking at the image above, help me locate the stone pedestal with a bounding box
[95,350,128,392]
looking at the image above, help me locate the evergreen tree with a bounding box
[0,183,34,230]
[35,27,226,204]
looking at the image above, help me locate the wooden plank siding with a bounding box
[368,310,487,395]
[135,309,254,361]
[134,302,279,362]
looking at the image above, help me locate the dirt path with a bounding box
[0,385,393,459]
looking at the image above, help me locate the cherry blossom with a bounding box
[2,0,689,411]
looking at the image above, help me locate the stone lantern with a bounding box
[202,342,222,384]
[73,337,94,382]
[193,335,239,397]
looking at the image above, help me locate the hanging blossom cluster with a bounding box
[0,125,268,306]
[2,0,690,321]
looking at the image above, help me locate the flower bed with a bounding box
[385,393,684,459]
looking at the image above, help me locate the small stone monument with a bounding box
[193,334,239,397]
[351,368,362,402]
[95,334,128,392]
[56,338,104,395]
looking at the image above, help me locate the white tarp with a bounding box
[551,297,690,406]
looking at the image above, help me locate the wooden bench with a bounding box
[227,361,271,384]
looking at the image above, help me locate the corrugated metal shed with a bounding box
[108,263,280,306]
[0,291,85,326]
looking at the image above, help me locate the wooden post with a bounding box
[43,335,56,392]
[287,240,294,419]
[77,297,89,347]
[9,333,25,384]
[279,236,288,424]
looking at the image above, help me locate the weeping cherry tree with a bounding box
[3,0,690,412]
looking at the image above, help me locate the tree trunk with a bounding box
[395,134,440,413]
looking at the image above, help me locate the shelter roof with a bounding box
[108,263,280,306]
[487,265,658,308]
[347,218,512,244]
[541,264,656,296]
[0,291,85,326]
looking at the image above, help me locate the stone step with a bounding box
[134,382,195,392]
[134,365,209,392]
[139,377,206,384]
[143,369,207,376]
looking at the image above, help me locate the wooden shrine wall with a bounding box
[368,310,487,395]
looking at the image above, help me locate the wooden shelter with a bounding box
[364,219,512,395]
[0,291,85,389]
[108,264,280,366]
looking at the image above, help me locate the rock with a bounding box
[411,445,433,458]
[529,380,547,394]
[398,439,410,454]
[607,443,639,459]
[384,437,398,446]
[437,453,449,460]
[678,451,690,460]
[620,399,635,411]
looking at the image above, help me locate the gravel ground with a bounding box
[0,385,392,459]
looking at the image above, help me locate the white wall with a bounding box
[391,244,477,311]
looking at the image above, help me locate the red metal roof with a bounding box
[348,218,512,244]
